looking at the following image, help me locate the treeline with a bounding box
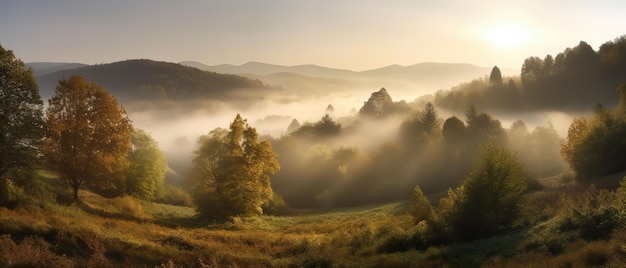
[268,88,566,208]
[435,36,626,113]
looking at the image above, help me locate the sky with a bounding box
[1,0,625,71]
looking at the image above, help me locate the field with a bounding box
[2,173,626,267]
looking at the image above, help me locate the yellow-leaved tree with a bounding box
[44,76,132,201]
[190,114,280,220]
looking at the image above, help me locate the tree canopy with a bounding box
[0,44,44,207]
[190,114,280,220]
[0,44,44,180]
[126,129,167,200]
[43,76,133,200]
[441,143,527,241]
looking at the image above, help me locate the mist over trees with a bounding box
[435,36,626,113]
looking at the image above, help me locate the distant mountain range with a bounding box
[26,62,87,77]
[180,61,517,97]
[29,59,517,105]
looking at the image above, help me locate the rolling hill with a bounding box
[35,59,273,103]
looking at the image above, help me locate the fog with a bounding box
[121,72,579,208]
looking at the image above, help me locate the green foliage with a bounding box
[561,92,626,180]
[408,185,434,224]
[126,129,167,200]
[191,114,280,220]
[0,44,44,203]
[156,183,193,207]
[443,143,527,241]
[561,185,623,240]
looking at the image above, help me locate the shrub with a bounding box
[0,235,74,267]
[112,196,152,220]
[561,185,621,240]
[156,184,193,207]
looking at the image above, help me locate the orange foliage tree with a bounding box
[44,76,132,200]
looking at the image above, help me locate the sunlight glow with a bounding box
[483,23,532,48]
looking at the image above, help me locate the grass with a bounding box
[3,173,626,267]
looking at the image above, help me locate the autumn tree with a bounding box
[561,93,626,180]
[44,76,132,201]
[0,44,44,206]
[126,129,167,200]
[190,114,280,220]
[441,143,527,241]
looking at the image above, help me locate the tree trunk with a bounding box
[73,186,79,202]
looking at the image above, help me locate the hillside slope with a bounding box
[36,59,273,102]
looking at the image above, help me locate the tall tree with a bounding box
[44,76,132,200]
[489,66,503,84]
[0,44,44,180]
[191,114,280,220]
[442,143,527,241]
[126,129,167,200]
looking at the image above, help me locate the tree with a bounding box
[489,66,502,84]
[44,76,132,201]
[0,44,44,182]
[191,114,280,220]
[409,185,435,224]
[286,119,300,133]
[442,116,466,146]
[126,129,167,200]
[442,143,527,241]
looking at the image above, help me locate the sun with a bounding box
[483,23,531,48]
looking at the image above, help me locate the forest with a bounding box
[2,35,626,267]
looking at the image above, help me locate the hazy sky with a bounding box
[1,0,624,71]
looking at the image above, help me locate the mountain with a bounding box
[25,62,87,76]
[35,59,272,103]
[180,61,517,97]
[180,61,358,78]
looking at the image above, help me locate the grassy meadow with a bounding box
[3,171,626,267]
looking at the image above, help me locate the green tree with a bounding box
[0,45,44,185]
[191,114,280,220]
[442,143,527,241]
[409,185,435,224]
[126,129,167,200]
[44,76,132,200]
[561,101,626,180]
[489,66,503,84]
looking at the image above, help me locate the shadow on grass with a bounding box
[431,229,528,267]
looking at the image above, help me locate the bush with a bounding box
[156,184,193,207]
[112,196,152,220]
[561,186,622,240]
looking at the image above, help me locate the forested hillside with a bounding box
[35,59,273,102]
[435,37,626,113]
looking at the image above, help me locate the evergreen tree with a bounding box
[489,66,503,84]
